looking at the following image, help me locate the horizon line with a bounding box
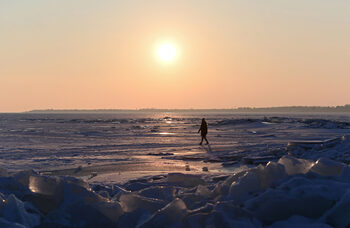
[10,104,348,113]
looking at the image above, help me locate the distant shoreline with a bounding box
[24,105,350,114]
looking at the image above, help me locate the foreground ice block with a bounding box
[195,185,212,198]
[94,201,123,224]
[229,170,261,202]
[323,190,350,228]
[29,175,61,196]
[0,218,27,228]
[0,194,40,228]
[257,162,287,189]
[278,155,313,175]
[228,161,287,202]
[310,157,344,176]
[13,170,38,188]
[213,171,247,196]
[139,198,188,227]
[245,176,340,225]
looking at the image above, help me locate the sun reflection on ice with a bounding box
[158,132,175,135]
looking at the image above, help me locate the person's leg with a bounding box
[204,135,209,144]
[200,136,204,145]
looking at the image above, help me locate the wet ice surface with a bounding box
[1,111,350,227]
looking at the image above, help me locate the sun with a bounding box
[157,43,176,62]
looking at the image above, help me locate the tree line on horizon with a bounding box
[26,105,350,113]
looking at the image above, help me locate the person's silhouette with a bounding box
[198,118,209,145]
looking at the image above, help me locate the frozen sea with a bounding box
[1,111,350,227]
[1,111,350,182]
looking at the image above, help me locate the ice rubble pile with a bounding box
[214,117,350,129]
[1,156,350,227]
[288,135,350,163]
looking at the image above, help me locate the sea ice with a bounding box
[268,215,332,228]
[0,155,349,227]
[323,190,350,228]
[0,218,27,228]
[139,198,188,227]
[94,200,123,224]
[0,168,8,177]
[278,155,313,175]
[0,194,40,228]
[257,161,287,189]
[195,185,212,198]
[229,170,262,202]
[310,157,344,176]
[119,193,166,213]
[167,173,206,187]
[1,124,350,227]
[28,175,61,196]
[137,186,175,202]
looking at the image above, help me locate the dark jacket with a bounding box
[198,121,208,136]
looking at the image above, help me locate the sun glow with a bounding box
[157,43,176,62]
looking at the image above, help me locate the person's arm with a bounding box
[198,126,201,133]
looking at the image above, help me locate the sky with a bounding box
[1,0,349,112]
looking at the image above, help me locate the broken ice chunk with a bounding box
[139,198,188,227]
[278,155,313,175]
[0,218,27,228]
[1,194,41,228]
[257,162,287,189]
[95,201,123,224]
[119,193,165,213]
[229,171,261,202]
[195,185,212,198]
[310,158,344,176]
[29,175,61,196]
[324,190,350,228]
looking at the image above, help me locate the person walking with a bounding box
[198,118,209,145]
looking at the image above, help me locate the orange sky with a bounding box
[1,1,349,112]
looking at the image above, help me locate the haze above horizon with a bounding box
[1,1,349,112]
